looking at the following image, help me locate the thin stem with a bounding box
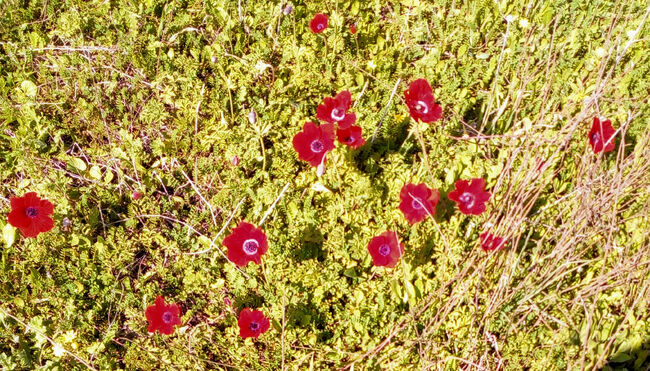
[412,120,435,181]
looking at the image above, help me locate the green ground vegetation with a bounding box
[1,0,650,369]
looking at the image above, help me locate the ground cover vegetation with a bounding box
[1,0,650,369]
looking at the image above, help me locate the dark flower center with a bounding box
[331,108,345,121]
[249,321,260,331]
[415,100,429,114]
[317,23,324,30]
[345,136,354,143]
[590,132,600,144]
[458,192,475,208]
[311,140,324,153]
[25,207,38,218]
[162,312,173,324]
[378,244,391,257]
[243,239,259,255]
[411,198,424,210]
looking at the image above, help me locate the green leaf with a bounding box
[20,80,38,98]
[2,224,15,248]
[608,353,632,363]
[88,165,102,180]
[69,157,87,171]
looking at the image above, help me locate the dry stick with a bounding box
[195,84,205,134]
[259,181,291,226]
[412,122,436,182]
[185,196,246,257]
[341,256,476,370]
[180,168,218,228]
[257,182,291,287]
[479,19,510,133]
[408,192,454,268]
[0,307,98,371]
[281,289,287,371]
[371,78,402,144]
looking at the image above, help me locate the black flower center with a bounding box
[243,239,259,255]
[249,321,260,331]
[162,312,173,324]
[345,136,354,143]
[458,192,475,208]
[311,140,324,153]
[378,244,391,257]
[25,207,38,218]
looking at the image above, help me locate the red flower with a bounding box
[145,296,182,335]
[350,25,357,34]
[309,13,328,33]
[8,192,55,238]
[336,125,366,149]
[399,183,439,224]
[479,232,506,252]
[403,79,442,123]
[447,178,491,215]
[588,117,616,153]
[223,222,268,267]
[367,231,404,267]
[292,122,336,167]
[316,91,357,128]
[238,308,270,339]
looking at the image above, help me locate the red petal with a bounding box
[334,90,352,111]
[293,132,315,163]
[36,216,55,234]
[8,209,30,229]
[319,123,336,149]
[316,98,335,123]
[10,195,24,210]
[337,113,357,129]
[23,222,41,238]
[38,199,54,215]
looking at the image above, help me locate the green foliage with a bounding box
[1,0,650,369]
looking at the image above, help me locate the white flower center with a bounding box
[331,108,345,121]
[311,140,324,153]
[415,100,429,114]
[242,239,259,255]
[411,198,424,210]
[458,192,475,208]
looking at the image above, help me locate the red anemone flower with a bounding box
[145,296,182,335]
[316,91,357,128]
[336,125,366,149]
[309,13,328,33]
[350,25,357,34]
[292,121,336,167]
[223,222,268,267]
[447,178,491,215]
[403,79,442,123]
[588,117,616,153]
[367,231,404,267]
[238,308,270,339]
[399,183,439,224]
[8,192,55,238]
[479,232,506,252]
